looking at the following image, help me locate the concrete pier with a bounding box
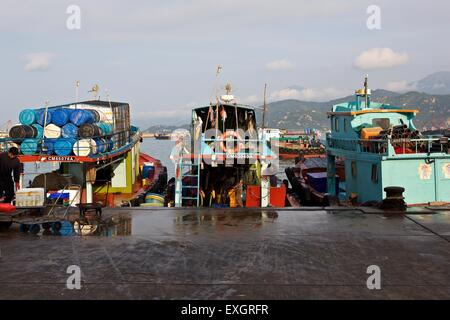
[0,207,449,299]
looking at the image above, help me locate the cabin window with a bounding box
[372,118,390,130]
[371,164,378,183]
[351,161,357,178]
[335,117,339,132]
[344,118,349,132]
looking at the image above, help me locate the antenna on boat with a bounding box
[211,65,222,103]
[355,74,371,109]
[75,80,80,103]
[262,83,268,129]
[364,74,369,108]
[88,84,100,100]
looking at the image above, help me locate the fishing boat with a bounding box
[154,131,171,140]
[285,156,345,206]
[168,84,287,208]
[0,99,167,209]
[274,129,325,160]
[323,76,450,205]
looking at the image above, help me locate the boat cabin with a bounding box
[326,77,450,205]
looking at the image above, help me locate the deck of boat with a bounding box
[0,206,449,299]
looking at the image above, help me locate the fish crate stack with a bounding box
[9,101,131,157]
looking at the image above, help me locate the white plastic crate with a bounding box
[16,188,45,208]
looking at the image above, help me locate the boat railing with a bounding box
[327,136,448,156]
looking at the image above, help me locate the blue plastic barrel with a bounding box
[94,139,104,153]
[19,109,37,125]
[61,123,78,139]
[142,164,155,179]
[54,138,76,156]
[42,139,56,155]
[70,109,95,126]
[35,109,53,126]
[97,122,112,136]
[52,108,72,126]
[32,124,44,139]
[20,139,39,155]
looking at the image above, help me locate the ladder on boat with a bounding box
[175,154,201,207]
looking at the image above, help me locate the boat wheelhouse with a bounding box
[326,77,450,205]
[172,88,285,208]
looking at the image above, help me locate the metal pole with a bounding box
[262,84,267,129]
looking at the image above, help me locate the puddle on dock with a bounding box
[11,209,280,237]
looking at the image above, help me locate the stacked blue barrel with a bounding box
[10,107,114,156]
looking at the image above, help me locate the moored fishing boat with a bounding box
[274,129,325,160]
[167,84,288,208]
[286,77,450,206]
[290,76,450,206]
[1,98,167,210]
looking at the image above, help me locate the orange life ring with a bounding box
[220,131,244,153]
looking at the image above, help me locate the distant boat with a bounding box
[154,132,171,140]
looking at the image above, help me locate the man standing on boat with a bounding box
[0,147,21,203]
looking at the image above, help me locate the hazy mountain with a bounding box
[412,71,450,95]
[263,89,450,131]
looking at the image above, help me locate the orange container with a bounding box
[245,185,287,208]
[361,127,382,140]
[270,186,287,207]
[246,185,261,207]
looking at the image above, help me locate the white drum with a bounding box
[73,138,97,156]
[44,124,62,139]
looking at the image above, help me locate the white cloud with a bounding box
[24,52,53,71]
[386,80,416,92]
[265,59,296,71]
[354,48,409,70]
[243,95,261,104]
[270,87,346,101]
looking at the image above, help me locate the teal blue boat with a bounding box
[326,76,450,205]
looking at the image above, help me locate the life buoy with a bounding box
[220,131,244,153]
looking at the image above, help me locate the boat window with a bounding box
[372,118,390,130]
[351,161,357,177]
[344,118,349,132]
[335,117,339,132]
[371,164,378,182]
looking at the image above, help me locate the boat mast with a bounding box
[262,83,268,129]
[364,74,369,108]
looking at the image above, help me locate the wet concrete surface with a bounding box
[0,208,449,300]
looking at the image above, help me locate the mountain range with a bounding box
[145,72,450,132]
[265,89,450,131]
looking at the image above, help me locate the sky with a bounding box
[0,0,450,128]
